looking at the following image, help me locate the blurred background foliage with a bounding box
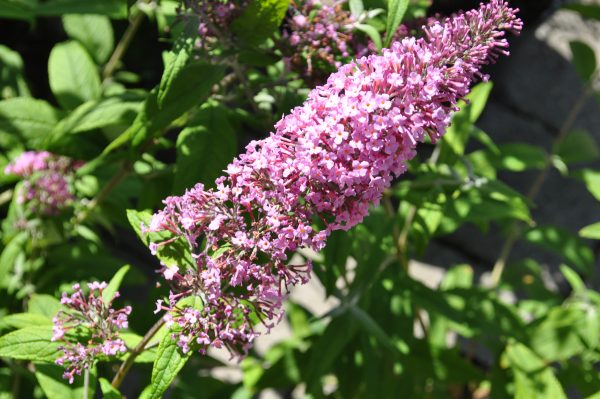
[0,0,599,398]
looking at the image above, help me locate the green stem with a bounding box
[83,369,90,399]
[489,70,599,287]
[102,0,151,81]
[111,317,165,389]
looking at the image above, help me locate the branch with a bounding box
[111,317,165,389]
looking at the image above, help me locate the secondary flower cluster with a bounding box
[182,0,249,51]
[280,0,357,83]
[52,282,131,383]
[146,0,522,358]
[4,151,81,215]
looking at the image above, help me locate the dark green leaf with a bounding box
[0,326,61,362]
[0,44,30,100]
[173,104,237,193]
[0,231,27,288]
[569,40,597,82]
[384,0,409,48]
[563,4,600,22]
[554,129,599,164]
[231,0,290,47]
[62,14,114,65]
[36,0,128,18]
[305,312,357,395]
[48,41,102,109]
[103,63,225,155]
[157,18,199,107]
[0,0,35,21]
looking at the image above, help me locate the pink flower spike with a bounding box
[145,0,521,360]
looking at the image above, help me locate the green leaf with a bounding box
[173,104,237,193]
[560,264,585,293]
[0,231,27,288]
[103,63,225,155]
[149,329,192,399]
[157,28,196,108]
[440,179,531,233]
[440,264,474,290]
[439,82,493,162]
[0,326,61,362]
[580,221,600,240]
[563,4,600,22]
[99,377,123,399]
[305,312,357,395]
[356,23,382,52]
[384,0,409,48]
[349,0,364,18]
[0,98,60,149]
[506,342,567,399]
[554,129,600,164]
[231,0,290,47]
[524,225,594,274]
[36,364,96,399]
[120,332,159,363]
[126,209,194,269]
[569,40,597,82]
[0,313,52,331]
[48,92,143,144]
[48,41,102,110]
[0,44,30,100]
[62,14,114,64]
[0,0,35,21]
[528,306,591,361]
[28,294,62,318]
[103,264,130,303]
[36,0,128,18]
[468,143,547,172]
[349,305,398,354]
[573,168,600,202]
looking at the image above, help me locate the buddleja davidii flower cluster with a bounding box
[4,151,81,216]
[181,0,249,51]
[146,0,522,358]
[51,282,131,383]
[279,0,358,83]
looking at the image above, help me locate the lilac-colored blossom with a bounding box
[4,151,81,215]
[52,282,132,383]
[280,0,358,83]
[146,1,522,358]
[181,0,249,51]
